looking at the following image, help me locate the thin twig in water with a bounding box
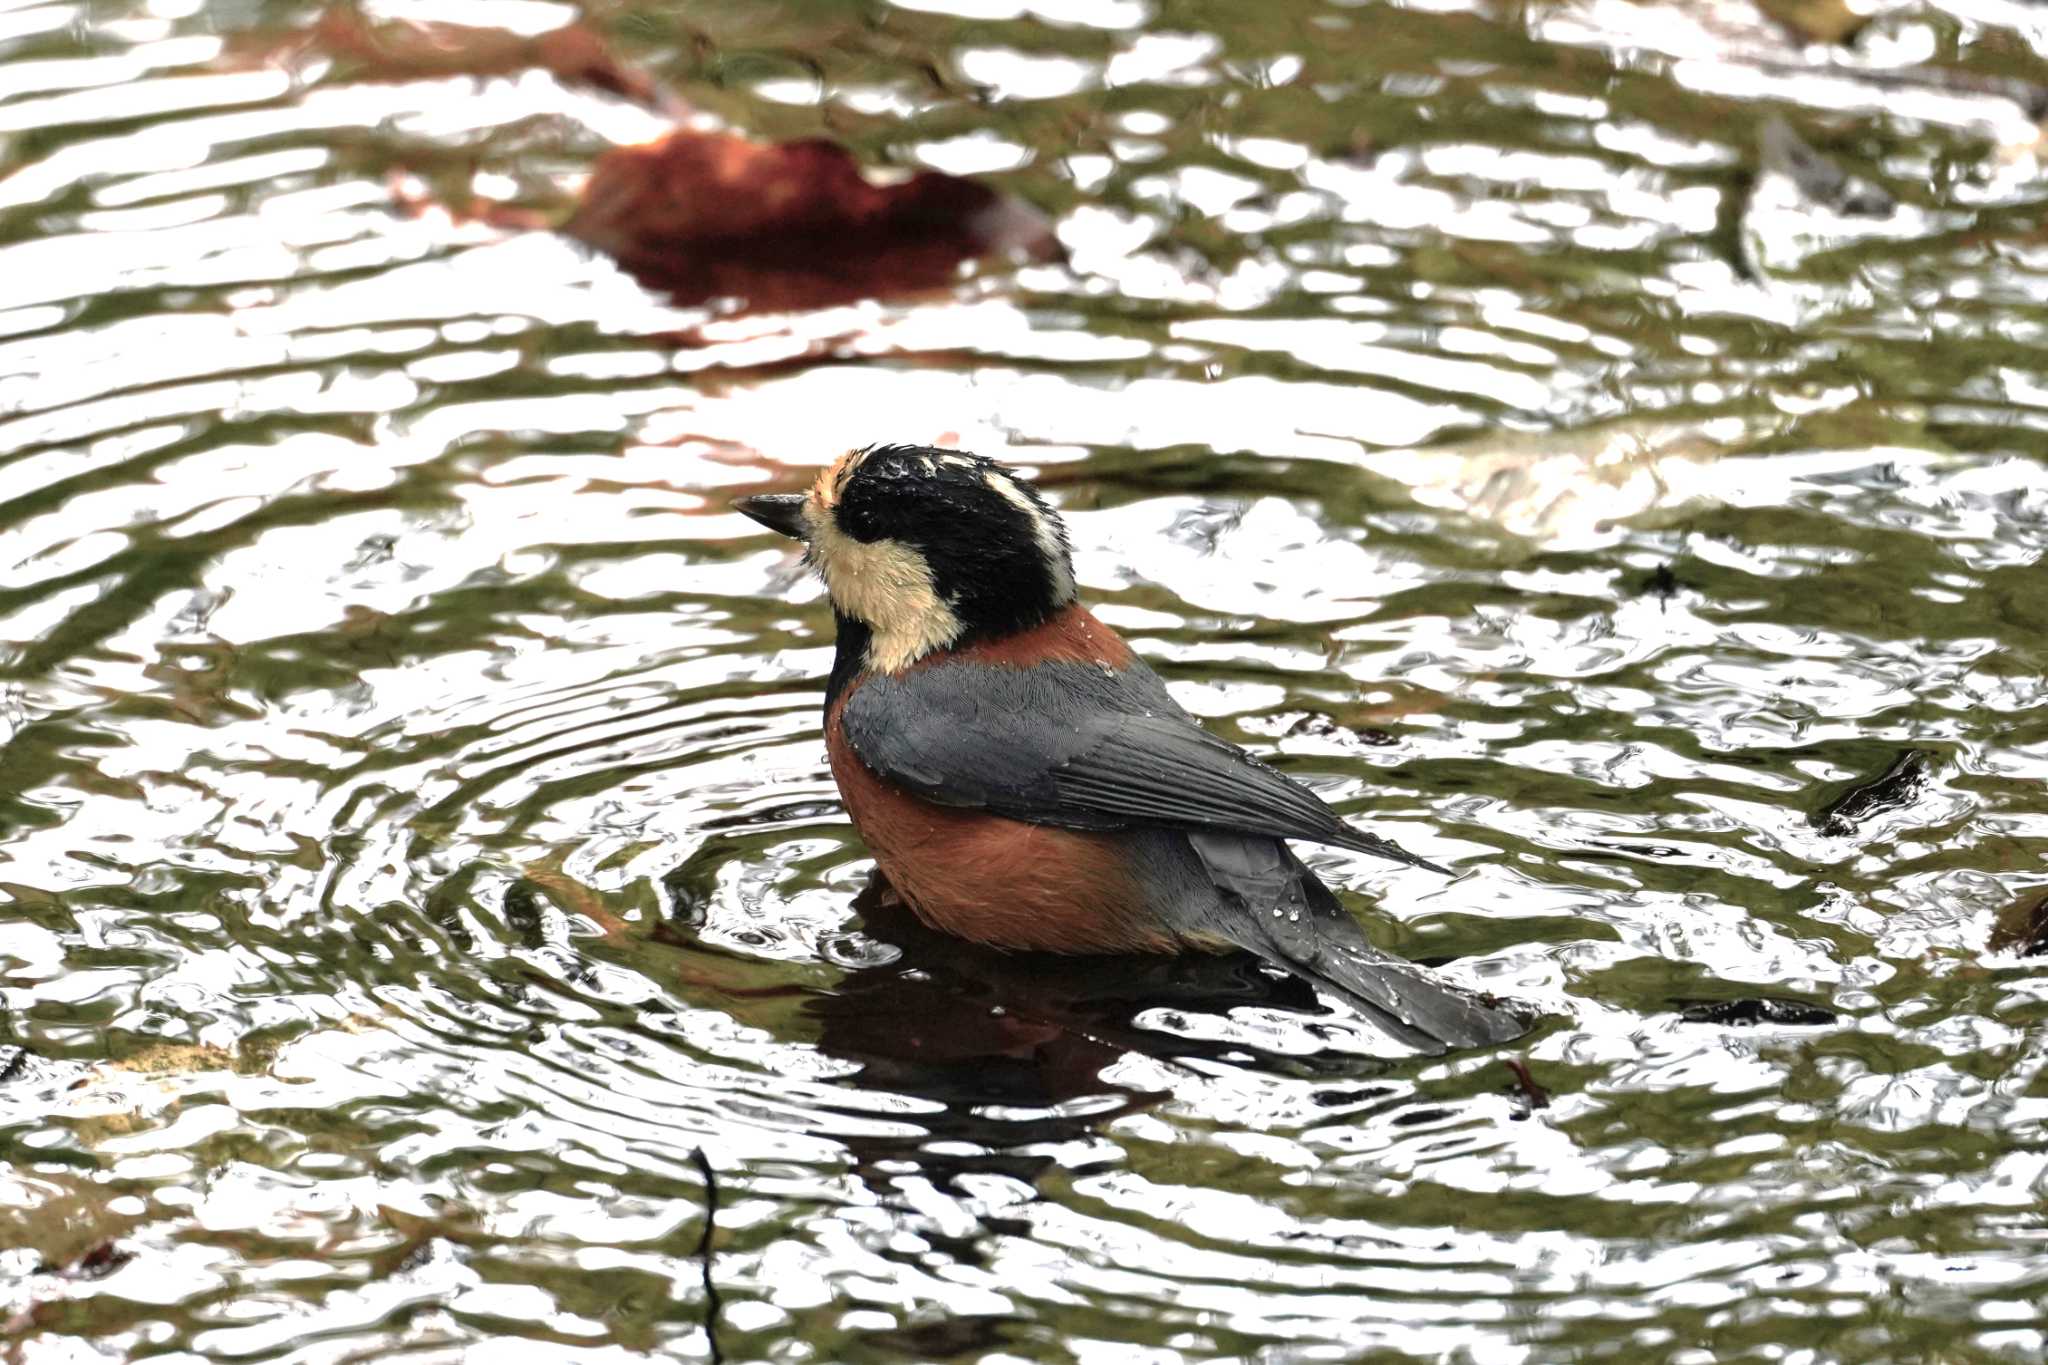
[691,1147,724,1365]
[1503,1057,1550,1111]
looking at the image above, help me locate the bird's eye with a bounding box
[838,494,883,543]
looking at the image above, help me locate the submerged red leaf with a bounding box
[563,131,1059,310]
[227,7,1058,314]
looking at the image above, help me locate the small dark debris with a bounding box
[38,1241,134,1279]
[1676,997,1838,1027]
[501,881,547,947]
[1502,1057,1550,1112]
[661,866,709,926]
[1580,842,1687,861]
[0,1046,27,1085]
[691,1147,725,1365]
[700,800,839,831]
[867,1315,1017,1359]
[1389,1105,1457,1128]
[1311,1085,1394,1107]
[1988,888,2048,958]
[368,1205,487,1281]
[1811,749,1933,837]
[391,1237,441,1277]
[1281,712,1397,746]
[1639,563,1683,600]
[346,533,398,570]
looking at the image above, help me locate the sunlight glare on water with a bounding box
[2,0,2047,1361]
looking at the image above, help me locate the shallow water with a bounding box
[3,0,2048,1361]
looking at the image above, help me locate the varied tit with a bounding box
[735,444,1529,1054]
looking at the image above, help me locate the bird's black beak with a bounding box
[733,493,808,540]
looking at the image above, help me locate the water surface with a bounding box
[3,0,2047,1360]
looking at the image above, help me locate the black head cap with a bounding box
[817,444,1076,652]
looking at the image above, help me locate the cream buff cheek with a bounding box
[802,498,962,673]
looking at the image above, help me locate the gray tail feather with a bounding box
[1278,871,1530,1054]
[1187,831,1531,1055]
[1266,933,1532,1055]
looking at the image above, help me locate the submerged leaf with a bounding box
[0,1176,146,1278]
[226,4,666,109]
[221,7,1055,315]
[1988,888,2048,958]
[563,131,1059,310]
[1757,0,1872,45]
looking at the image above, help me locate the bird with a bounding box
[734,443,1529,1054]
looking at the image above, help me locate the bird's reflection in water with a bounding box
[807,876,1401,1186]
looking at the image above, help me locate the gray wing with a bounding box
[839,659,1446,873]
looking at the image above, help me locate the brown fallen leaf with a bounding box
[225,4,667,111]
[562,130,1059,311]
[518,859,634,942]
[370,1202,489,1280]
[226,7,1057,316]
[1,1176,146,1282]
[42,1241,135,1279]
[1989,887,2048,957]
[1757,0,1870,45]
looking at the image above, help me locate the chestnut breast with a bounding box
[825,604,1175,954]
